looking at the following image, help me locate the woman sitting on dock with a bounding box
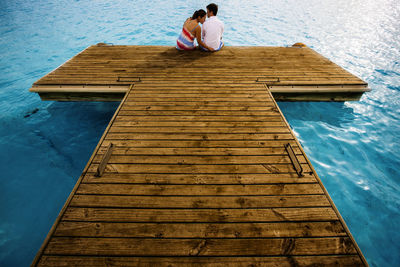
[176,10,214,51]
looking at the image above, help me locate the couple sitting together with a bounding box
[176,3,224,52]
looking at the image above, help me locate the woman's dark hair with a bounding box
[192,9,206,19]
[206,3,218,15]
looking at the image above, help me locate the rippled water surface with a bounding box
[1,0,399,266]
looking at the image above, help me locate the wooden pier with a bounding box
[30,45,369,102]
[31,45,368,266]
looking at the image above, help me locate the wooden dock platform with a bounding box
[30,45,369,102]
[31,45,368,266]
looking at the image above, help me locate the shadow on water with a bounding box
[41,101,120,172]
[277,101,356,127]
[44,101,120,125]
[18,101,121,178]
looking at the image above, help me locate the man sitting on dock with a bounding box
[201,3,224,52]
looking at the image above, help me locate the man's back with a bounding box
[202,16,224,50]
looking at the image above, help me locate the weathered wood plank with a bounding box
[91,155,306,165]
[112,121,287,127]
[38,255,364,267]
[54,221,345,238]
[37,79,366,86]
[108,126,291,134]
[120,105,277,111]
[104,133,294,140]
[44,71,359,77]
[44,237,357,256]
[44,77,364,85]
[124,98,274,103]
[96,147,302,156]
[87,163,313,174]
[70,195,329,209]
[118,110,281,116]
[129,89,271,93]
[43,62,358,69]
[126,93,272,98]
[121,101,276,106]
[100,140,299,148]
[76,183,323,195]
[62,207,339,222]
[115,115,283,122]
[82,172,317,184]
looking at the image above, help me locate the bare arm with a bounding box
[195,27,214,51]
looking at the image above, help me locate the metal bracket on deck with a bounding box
[284,143,303,177]
[117,76,141,82]
[256,77,280,83]
[95,143,114,177]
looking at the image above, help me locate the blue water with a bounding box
[0,0,399,265]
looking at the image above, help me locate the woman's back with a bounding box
[176,19,199,50]
[184,19,198,32]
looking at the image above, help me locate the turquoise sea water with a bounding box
[0,0,399,266]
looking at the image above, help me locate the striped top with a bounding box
[176,25,198,50]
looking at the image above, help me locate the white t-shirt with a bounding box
[202,16,224,50]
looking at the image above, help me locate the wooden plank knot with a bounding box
[189,240,208,256]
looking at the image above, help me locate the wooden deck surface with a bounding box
[33,76,367,266]
[30,45,369,101]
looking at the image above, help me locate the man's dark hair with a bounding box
[207,3,218,16]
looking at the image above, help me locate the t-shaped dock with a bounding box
[31,45,369,266]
